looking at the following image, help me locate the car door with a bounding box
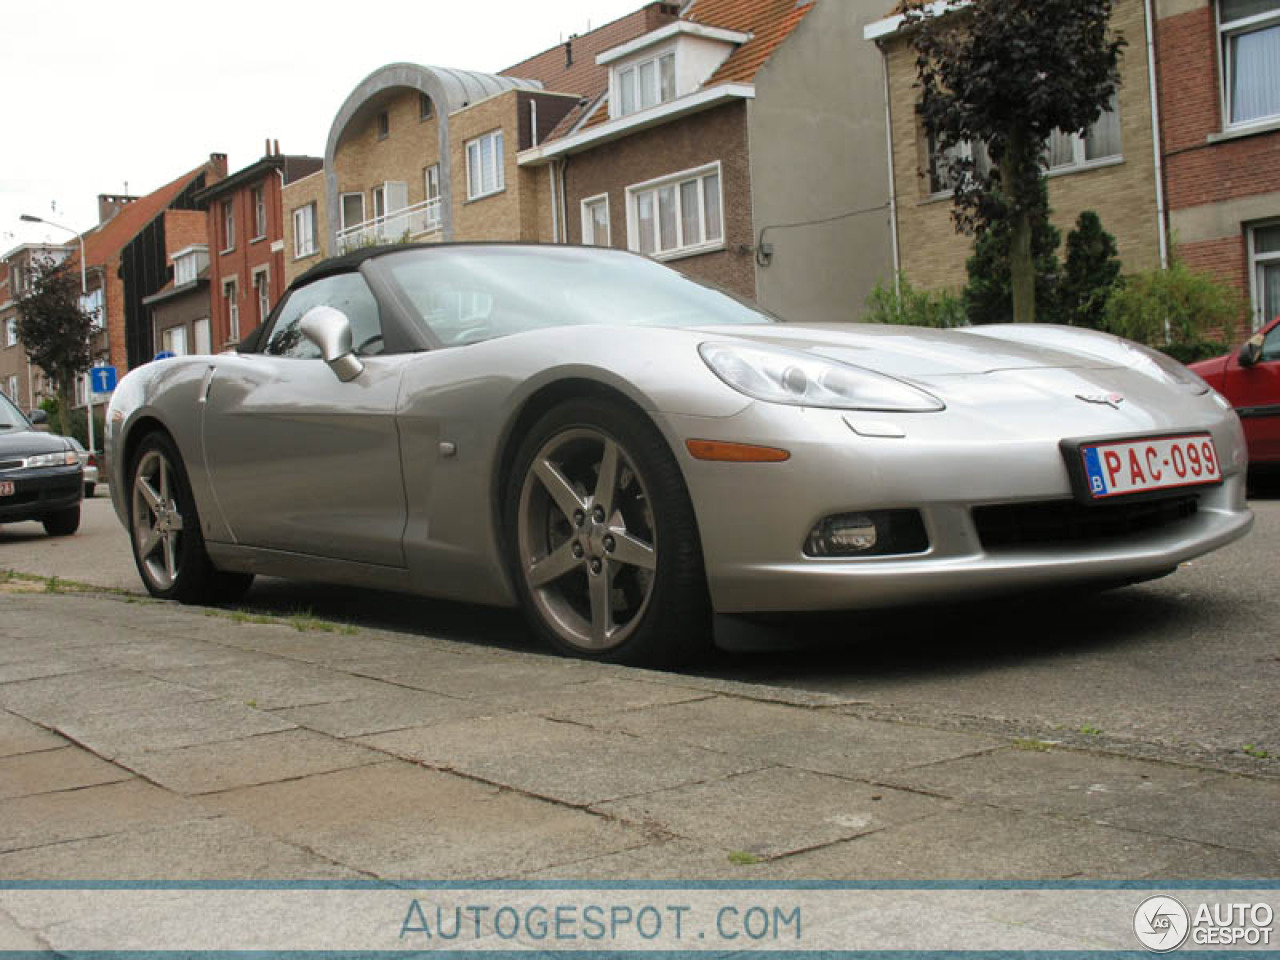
[201,270,410,567]
[1225,317,1280,465]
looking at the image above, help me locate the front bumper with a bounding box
[0,466,83,523]
[658,399,1254,614]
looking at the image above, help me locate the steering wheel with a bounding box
[354,333,384,356]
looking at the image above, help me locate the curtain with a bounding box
[1231,24,1280,123]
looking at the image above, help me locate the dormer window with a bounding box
[172,245,209,287]
[617,51,676,116]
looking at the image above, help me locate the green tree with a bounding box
[1103,258,1245,362]
[902,0,1125,323]
[963,182,1062,325]
[1059,211,1121,329]
[14,255,95,436]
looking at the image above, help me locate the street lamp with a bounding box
[19,214,97,456]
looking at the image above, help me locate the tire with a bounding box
[42,505,80,537]
[128,431,254,604]
[84,483,96,499]
[504,398,712,667]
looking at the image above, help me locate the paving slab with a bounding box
[0,907,47,951]
[0,655,101,684]
[343,651,609,701]
[359,713,762,806]
[0,710,65,757]
[883,746,1225,818]
[1098,774,1280,859]
[150,659,395,711]
[0,817,364,880]
[272,687,491,739]
[186,627,422,666]
[116,729,384,795]
[202,761,646,879]
[55,698,297,759]
[0,746,132,800]
[593,766,948,859]
[87,636,265,671]
[0,669,216,726]
[481,677,716,721]
[0,780,211,854]
[766,806,1234,880]
[522,838,810,880]
[601,696,1002,779]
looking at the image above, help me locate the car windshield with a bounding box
[0,391,30,431]
[382,246,774,347]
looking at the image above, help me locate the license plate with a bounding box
[1078,434,1221,500]
[0,481,13,496]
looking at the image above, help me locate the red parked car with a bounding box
[1190,315,1280,468]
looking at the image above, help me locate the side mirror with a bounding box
[300,306,364,382]
[27,409,48,425]
[1239,335,1264,368]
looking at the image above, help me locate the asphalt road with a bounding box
[3,483,1278,772]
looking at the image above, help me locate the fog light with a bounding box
[804,510,928,558]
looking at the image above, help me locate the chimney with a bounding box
[274,139,280,156]
[209,152,229,180]
[97,193,137,225]
[565,35,574,67]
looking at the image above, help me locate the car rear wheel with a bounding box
[506,398,711,667]
[128,431,254,604]
[42,505,80,537]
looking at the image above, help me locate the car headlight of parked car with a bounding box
[23,451,79,468]
[699,342,944,412]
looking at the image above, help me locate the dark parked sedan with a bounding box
[0,392,82,536]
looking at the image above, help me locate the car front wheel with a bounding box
[43,505,80,537]
[128,431,253,604]
[506,399,711,667]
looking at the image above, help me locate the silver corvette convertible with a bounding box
[107,244,1253,665]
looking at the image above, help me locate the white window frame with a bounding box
[252,267,271,326]
[613,48,677,118]
[251,184,267,240]
[465,130,505,201]
[425,165,441,228]
[625,161,725,261]
[161,325,188,357]
[341,192,366,231]
[1217,0,1280,130]
[221,200,236,253]
[5,317,16,348]
[223,278,239,342]
[293,203,317,258]
[420,93,434,121]
[4,374,17,402]
[1248,220,1280,331]
[580,194,611,247]
[194,317,212,355]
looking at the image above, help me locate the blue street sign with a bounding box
[90,365,117,395]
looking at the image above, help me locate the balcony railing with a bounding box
[335,198,442,254]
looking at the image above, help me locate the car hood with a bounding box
[0,429,70,458]
[698,323,1129,379]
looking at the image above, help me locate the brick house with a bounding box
[192,145,322,348]
[1156,0,1280,338]
[515,0,898,321]
[864,0,1166,299]
[281,66,582,287]
[0,244,71,411]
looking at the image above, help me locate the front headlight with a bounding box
[699,342,944,412]
[25,451,79,468]
[1121,342,1211,396]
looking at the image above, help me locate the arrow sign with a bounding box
[90,365,117,395]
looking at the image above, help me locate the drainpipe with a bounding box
[879,42,902,294]
[1145,0,1170,269]
[559,157,571,244]
[549,161,561,243]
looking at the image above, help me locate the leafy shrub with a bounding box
[1103,259,1247,352]
[1059,211,1121,329]
[864,275,968,328]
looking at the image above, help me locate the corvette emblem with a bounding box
[1077,393,1125,409]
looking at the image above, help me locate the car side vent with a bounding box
[974,495,1200,550]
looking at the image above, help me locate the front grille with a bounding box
[974,495,1200,550]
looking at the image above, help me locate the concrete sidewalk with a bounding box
[1,587,1277,881]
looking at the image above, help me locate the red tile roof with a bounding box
[500,3,680,98]
[69,162,215,272]
[685,0,815,85]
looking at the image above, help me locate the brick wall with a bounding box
[283,171,327,288]
[164,210,207,259]
[562,102,756,300]
[449,92,532,241]
[333,88,441,220]
[884,0,1162,294]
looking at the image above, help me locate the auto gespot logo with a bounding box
[1134,895,1275,951]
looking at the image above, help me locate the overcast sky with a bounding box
[2,0,646,253]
